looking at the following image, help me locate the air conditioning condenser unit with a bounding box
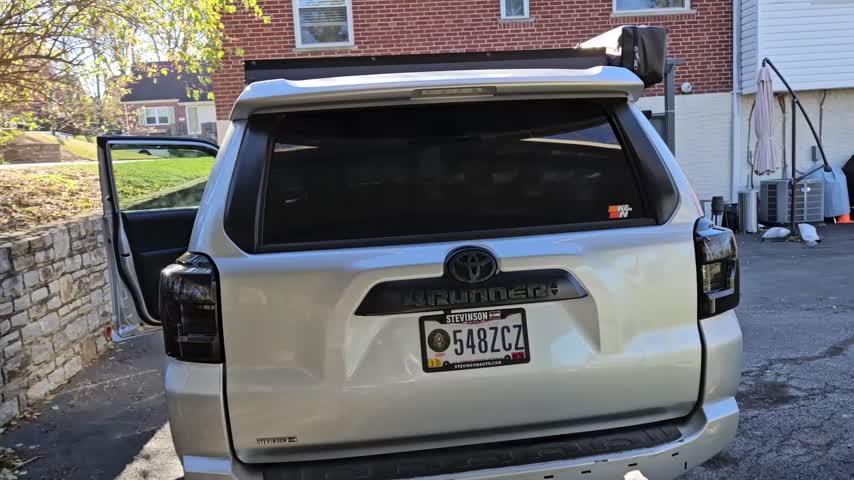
[759,178,824,225]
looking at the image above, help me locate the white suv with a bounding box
[98,48,742,480]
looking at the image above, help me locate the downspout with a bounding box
[730,0,742,201]
[819,89,828,141]
[779,96,787,177]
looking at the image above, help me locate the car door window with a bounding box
[108,144,216,211]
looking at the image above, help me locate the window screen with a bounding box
[294,0,352,47]
[614,0,686,11]
[502,0,529,18]
[261,100,647,246]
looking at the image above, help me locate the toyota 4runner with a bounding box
[97,31,742,480]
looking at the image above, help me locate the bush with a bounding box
[0,128,21,163]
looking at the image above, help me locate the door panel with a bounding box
[122,208,197,316]
[97,136,218,339]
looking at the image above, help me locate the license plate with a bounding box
[419,308,530,373]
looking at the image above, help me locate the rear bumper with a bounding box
[171,310,742,480]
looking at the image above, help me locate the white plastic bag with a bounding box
[625,471,649,480]
[798,223,820,244]
[762,226,790,240]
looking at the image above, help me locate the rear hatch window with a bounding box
[258,99,651,248]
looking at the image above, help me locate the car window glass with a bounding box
[109,145,216,211]
[260,99,647,246]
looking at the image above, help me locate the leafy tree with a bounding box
[0,0,267,128]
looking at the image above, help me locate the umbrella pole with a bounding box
[791,94,797,233]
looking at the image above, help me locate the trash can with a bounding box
[739,190,759,233]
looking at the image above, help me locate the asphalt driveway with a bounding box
[1,225,853,479]
[0,332,181,479]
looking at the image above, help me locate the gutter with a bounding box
[730,0,742,202]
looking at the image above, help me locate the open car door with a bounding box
[97,137,218,339]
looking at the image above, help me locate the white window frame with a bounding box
[501,0,530,19]
[612,0,692,16]
[292,0,354,49]
[141,106,173,126]
[180,102,216,135]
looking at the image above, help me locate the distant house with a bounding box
[120,63,217,141]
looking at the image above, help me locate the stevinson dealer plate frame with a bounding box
[419,308,530,373]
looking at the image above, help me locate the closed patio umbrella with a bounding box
[752,65,780,175]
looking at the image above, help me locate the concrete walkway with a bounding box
[1,225,853,479]
[0,158,164,169]
[0,160,95,169]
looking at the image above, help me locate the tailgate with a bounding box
[215,98,701,462]
[219,227,700,462]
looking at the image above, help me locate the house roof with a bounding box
[230,67,643,120]
[121,63,210,103]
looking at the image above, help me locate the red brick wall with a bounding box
[122,102,187,135]
[214,0,732,119]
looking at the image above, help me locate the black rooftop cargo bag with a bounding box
[579,25,667,87]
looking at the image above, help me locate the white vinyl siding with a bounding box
[740,0,759,92]
[501,0,530,19]
[743,0,854,92]
[736,88,854,193]
[636,93,734,201]
[613,0,690,14]
[293,0,354,48]
[140,106,173,126]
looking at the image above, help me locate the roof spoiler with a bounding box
[243,25,668,88]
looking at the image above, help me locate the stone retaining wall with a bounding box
[1,143,61,163]
[0,215,112,424]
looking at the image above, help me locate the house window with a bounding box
[614,0,689,13]
[501,0,530,18]
[141,106,173,126]
[293,0,353,48]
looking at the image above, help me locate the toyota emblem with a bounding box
[446,247,498,284]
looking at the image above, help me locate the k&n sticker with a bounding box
[608,204,632,219]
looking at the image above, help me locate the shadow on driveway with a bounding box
[0,332,181,480]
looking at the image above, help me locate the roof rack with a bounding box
[244,25,667,88]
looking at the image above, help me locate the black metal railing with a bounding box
[761,58,832,231]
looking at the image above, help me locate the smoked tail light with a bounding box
[694,218,739,319]
[159,252,222,363]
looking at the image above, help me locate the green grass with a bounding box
[3,130,216,232]
[21,131,186,161]
[113,157,215,206]
[65,157,215,206]
[61,137,98,160]
[2,156,215,234]
[21,131,58,143]
[22,132,96,160]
